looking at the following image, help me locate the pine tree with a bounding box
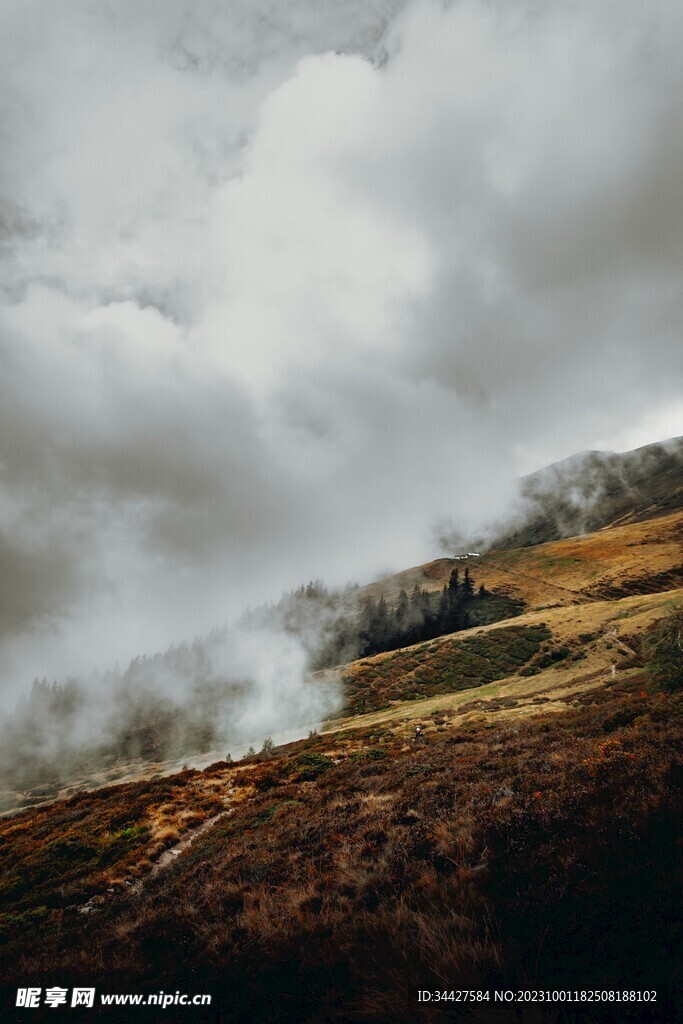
[446,568,465,630]
[396,588,409,632]
[375,595,390,650]
[358,596,377,657]
[404,584,423,644]
[437,584,449,631]
[420,588,436,640]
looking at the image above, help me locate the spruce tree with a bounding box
[447,568,464,630]
[375,595,390,651]
[437,585,449,632]
[396,588,409,632]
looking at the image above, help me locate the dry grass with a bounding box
[322,589,682,738]
[0,672,680,1023]
[473,509,683,607]
[358,510,683,613]
[0,513,681,1022]
[0,768,230,933]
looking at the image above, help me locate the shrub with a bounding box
[350,747,384,763]
[642,605,683,692]
[291,753,334,780]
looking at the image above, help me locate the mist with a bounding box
[0,609,344,805]
[437,435,683,554]
[2,0,683,722]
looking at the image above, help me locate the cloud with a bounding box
[0,0,682,700]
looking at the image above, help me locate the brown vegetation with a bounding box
[358,509,683,613]
[0,675,680,1023]
[0,770,229,934]
[1,507,681,1022]
[339,624,551,715]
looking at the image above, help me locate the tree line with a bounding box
[357,567,486,657]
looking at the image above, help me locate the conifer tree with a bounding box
[396,588,409,631]
[375,595,391,651]
[437,585,449,631]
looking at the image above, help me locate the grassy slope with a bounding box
[0,678,680,1023]
[3,511,678,814]
[0,513,681,1022]
[493,435,683,549]
[331,585,682,721]
[358,508,683,611]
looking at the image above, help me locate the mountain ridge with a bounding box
[0,436,681,1022]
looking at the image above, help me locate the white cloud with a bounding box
[0,0,682,697]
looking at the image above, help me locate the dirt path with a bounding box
[146,808,233,881]
[77,804,235,913]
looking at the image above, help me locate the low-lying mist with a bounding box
[437,436,683,556]
[4,433,682,809]
[2,0,683,788]
[0,603,350,808]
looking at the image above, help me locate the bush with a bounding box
[291,753,334,780]
[350,747,384,763]
[643,605,683,692]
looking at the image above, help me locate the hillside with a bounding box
[3,510,680,816]
[0,649,680,1022]
[360,507,683,612]
[0,474,681,1022]
[491,435,683,549]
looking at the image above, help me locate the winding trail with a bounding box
[146,808,233,882]
[79,798,236,912]
[126,801,235,900]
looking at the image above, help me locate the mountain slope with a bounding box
[493,435,683,549]
[361,507,683,613]
[1,621,680,1022]
[0,442,682,1023]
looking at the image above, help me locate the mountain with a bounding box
[491,435,683,549]
[0,438,681,1023]
[377,435,683,608]
[2,436,682,814]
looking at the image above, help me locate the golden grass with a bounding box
[358,509,683,612]
[323,589,682,737]
[2,674,679,1023]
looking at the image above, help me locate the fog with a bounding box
[0,612,343,802]
[437,435,683,555]
[1,0,683,717]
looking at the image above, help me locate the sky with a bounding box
[1,0,682,698]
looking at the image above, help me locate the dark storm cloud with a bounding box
[0,0,682,699]
[0,534,80,635]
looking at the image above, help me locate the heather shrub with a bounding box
[291,753,333,780]
[643,605,683,692]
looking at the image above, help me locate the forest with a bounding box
[266,566,521,667]
[0,567,519,802]
[358,567,483,656]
